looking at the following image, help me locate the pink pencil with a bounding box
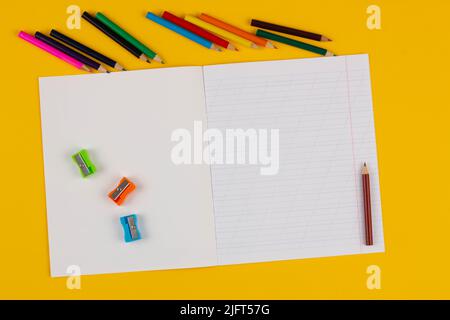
[18,31,90,72]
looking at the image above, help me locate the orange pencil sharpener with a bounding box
[108,177,136,206]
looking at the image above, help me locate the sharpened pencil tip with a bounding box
[153,56,164,64]
[98,66,108,73]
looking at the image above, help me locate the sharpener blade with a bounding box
[74,153,90,176]
[127,216,138,240]
[111,179,130,200]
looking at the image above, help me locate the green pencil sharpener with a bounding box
[72,149,96,178]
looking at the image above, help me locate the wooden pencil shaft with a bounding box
[162,11,231,49]
[199,13,268,46]
[19,31,90,71]
[50,29,117,68]
[146,13,217,50]
[82,12,143,59]
[362,172,373,246]
[35,32,101,70]
[256,29,328,56]
[185,15,255,48]
[251,19,323,41]
[96,12,158,59]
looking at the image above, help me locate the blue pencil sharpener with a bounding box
[120,214,141,243]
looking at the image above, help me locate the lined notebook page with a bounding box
[203,55,384,265]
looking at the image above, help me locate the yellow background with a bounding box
[1,0,449,299]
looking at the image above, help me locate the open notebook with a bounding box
[39,54,384,277]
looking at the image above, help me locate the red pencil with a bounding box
[162,11,237,51]
[362,163,373,246]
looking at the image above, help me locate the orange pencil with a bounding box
[199,13,276,48]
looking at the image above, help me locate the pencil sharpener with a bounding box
[108,177,136,205]
[120,214,141,242]
[72,149,96,178]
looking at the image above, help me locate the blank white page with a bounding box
[203,55,384,265]
[39,67,217,276]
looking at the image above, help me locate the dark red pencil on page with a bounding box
[362,163,373,246]
[162,11,237,51]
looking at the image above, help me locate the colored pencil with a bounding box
[185,15,257,48]
[199,13,275,48]
[146,12,221,51]
[256,29,334,56]
[96,12,164,63]
[35,32,108,73]
[18,31,90,72]
[251,19,331,42]
[362,163,373,246]
[162,11,237,51]
[82,12,150,62]
[50,30,125,71]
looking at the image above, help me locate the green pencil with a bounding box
[96,12,164,63]
[256,29,335,57]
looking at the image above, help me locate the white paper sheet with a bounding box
[39,55,384,277]
[39,67,217,276]
[203,55,384,265]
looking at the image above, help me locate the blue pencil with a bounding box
[145,12,221,51]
